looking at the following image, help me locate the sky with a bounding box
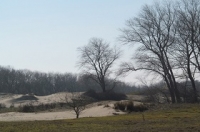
[0,0,156,85]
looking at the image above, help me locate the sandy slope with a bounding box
[0,105,122,121]
[0,92,76,107]
[0,93,126,121]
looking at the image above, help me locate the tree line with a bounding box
[0,66,137,95]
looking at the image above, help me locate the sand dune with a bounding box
[0,105,121,121]
[0,92,74,107]
[0,92,126,121]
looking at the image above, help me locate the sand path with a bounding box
[0,104,124,121]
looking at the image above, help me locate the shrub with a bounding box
[36,103,46,111]
[18,102,59,113]
[66,94,90,118]
[114,102,126,111]
[59,102,67,107]
[114,101,148,112]
[97,92,127,101]
[0,103,6,109]
[126,101,134,112]
[84,90,127,101]
[10,103,14,108]
[83,89,98,99]
[104,104,110,108]
[133,104,148,112]
[18,103,35,112]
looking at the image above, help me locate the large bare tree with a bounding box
[77,38,121,93]
[174,0,200,102]
[119,1,181,103]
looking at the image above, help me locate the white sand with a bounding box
[0,92,76,107]
[0,93,126,121]
[0,105,121,121]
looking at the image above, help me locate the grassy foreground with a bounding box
[0,104,200,132]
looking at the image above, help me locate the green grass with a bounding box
[1,104,200,132]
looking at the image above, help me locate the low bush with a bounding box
[83,89,97,99]
[0,103,6,109]
[18,102,63,113]
[59,102,68,107]
[126,101,134,111]
[10,103,14,108]
[97,92,127,101]
[114,102,126,111]
[133,104,148,112]
[104,104,110,108]
[84,90,127,101]
[114,101,148,112]
[18,103,35,112]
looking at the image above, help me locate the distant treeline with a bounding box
[0,66,138,95]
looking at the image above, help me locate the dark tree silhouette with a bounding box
[119,1,181,103]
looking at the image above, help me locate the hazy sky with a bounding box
[0,0,156,84]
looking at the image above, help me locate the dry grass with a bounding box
[0,103,200,132]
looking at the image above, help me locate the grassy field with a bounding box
[0,104,200,132]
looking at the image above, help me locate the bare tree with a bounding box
[77,38,121,93]
[66,93,90,119]
[119,1,181,103]
[174,0,200,102]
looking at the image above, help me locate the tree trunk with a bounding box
[101,78,106,93]
[187,66,198,103]
[164,75,175,103]
[163,50,181,103]
[168,64,181,103]
[76,113,79,118]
